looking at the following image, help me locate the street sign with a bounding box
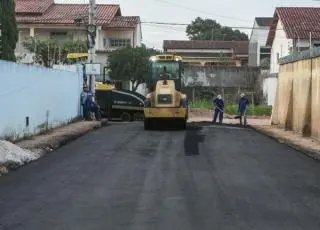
[85,63,101,75]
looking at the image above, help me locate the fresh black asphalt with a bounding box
[1,122,320,230]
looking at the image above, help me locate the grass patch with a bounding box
[189,100,272,116]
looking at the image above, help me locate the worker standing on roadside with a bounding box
[81,85,91,120]
[238,93,249,125]
[212,94,224,124]
[90,97,102,121]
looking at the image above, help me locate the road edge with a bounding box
[0,119,108,176]
[249,125,320,161]
[37,119,109,151]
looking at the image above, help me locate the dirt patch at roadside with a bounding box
[17,120,107,150]
[0,119,108,176]
[189,109,270,120]
[251,125,320,160]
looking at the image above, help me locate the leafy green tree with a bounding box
[23,38,87,67]
[186,17,248,41]
[107,45,159,91]
[0,0,18,61]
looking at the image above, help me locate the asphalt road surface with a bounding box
[1,122,320,230]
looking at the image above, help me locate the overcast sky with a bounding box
[57,0,319,49]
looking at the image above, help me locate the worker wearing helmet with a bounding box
[213,94,224,124]
[238,93,249,125]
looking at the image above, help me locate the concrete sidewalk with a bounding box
[17,119,108,150]
[251,125,320,160]
[0,119,108,175]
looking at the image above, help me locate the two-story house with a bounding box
[264,7,320,106]
[248,17,273,67]
[248,17,273,105]
[267,7,320,74]
[15,0,142,81]
[163,40,249,67]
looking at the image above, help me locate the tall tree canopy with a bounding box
[0,0,18,61]
[23,39,87,67]
[107,45,159,91]
[186,17,248,41]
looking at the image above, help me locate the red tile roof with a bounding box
[163,40,249,55]
[15,1,140,28]
[16,3,120,25]
[104,16,140,28]
[16,0,54,14]
[266,7,320,46]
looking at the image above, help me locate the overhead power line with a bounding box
[154,0,251,22]
[26,17,277,31]
[142,24,292,40]
[24,17,320,34]
[142,21,320,34]
[141,21,283,31]
[143,21,254,29]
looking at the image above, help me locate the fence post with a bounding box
[222,87,225,100]
[251,93,255,116]
[192,87,195,101]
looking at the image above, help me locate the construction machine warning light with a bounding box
[149,54,182,62]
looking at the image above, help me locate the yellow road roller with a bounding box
[143,54,188,130]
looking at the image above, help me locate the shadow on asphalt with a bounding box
[184,125,204,156]
[143,120,186,131]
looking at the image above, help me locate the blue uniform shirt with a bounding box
[81,90,89,105]
[213,98,224,109]
[85,93,94,107]
[238,97,249,112]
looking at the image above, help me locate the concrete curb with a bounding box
[37,119,108,151]
[0,119,108,176]
[249,125,320,161]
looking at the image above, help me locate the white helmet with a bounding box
[240,93,245,98]
[217,94,222,99]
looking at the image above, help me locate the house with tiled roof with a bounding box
[248,17,273,67]
[163,40,249,67]
[260,7,320,106]
[267,7,320,74]
[14,0,142,79]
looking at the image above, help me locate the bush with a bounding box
[189,100,272,116]
[189,100,212,110]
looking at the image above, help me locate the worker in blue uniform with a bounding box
[81,85,91,120]
[89,96,102,121]
[212,94,224,124]
[238,93,249,125]
[81,84,101,120]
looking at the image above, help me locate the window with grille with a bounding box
[50,32,68,40]
[108,38,131,48]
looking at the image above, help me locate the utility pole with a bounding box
[87,0,96,95]
[309,31,312,56]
